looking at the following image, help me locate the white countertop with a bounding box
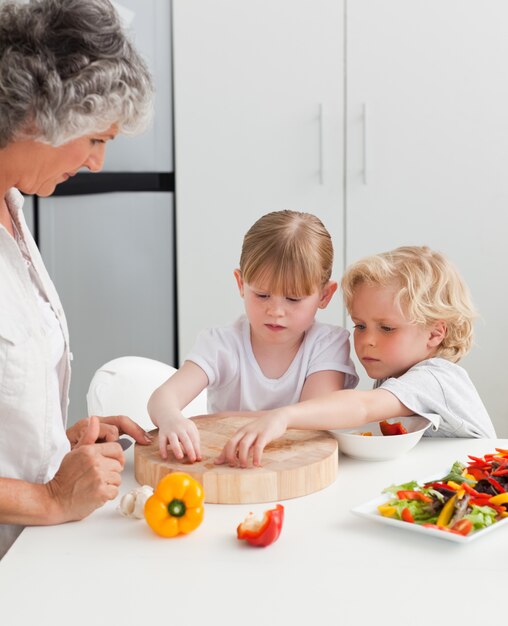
[1,437,507,625]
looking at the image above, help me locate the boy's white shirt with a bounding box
[186,315,358,413]
[376,357,496,438]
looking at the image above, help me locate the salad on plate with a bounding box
[376,448,508,538]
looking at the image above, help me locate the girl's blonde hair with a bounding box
[341,246,476,362]
[239,210,333,296]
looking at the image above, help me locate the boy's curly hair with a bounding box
[341,246,476,362]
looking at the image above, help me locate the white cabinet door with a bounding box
[173,0,344,358]
[346,0,508,435]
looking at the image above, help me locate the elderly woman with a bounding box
[0,0,155,558]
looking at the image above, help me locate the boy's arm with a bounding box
[148,361,209,461]
[299,370,346,401]
[216,388,412,467]
[285,388,411,430]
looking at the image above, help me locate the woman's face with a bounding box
[17,125,118,196]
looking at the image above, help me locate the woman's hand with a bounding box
[67,415,153,449]
[157,415,201,463]
[214,412,288,468]
[47,416,125,523]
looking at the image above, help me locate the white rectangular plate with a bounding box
[351,471,508,544]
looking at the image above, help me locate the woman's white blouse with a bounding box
[1,188,71,557]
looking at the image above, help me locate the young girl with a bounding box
[216,246,496,467]
[148,210,358,461]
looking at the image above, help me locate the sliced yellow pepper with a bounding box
[489,493,508,506]
[144,472,205,537]
[446,481,461,491]
[464,473,477,482]
[436,494,457,527]
[378,504,396,517]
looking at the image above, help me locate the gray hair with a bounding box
[0,0,154,148]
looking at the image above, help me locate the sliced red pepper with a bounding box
[486,477,506,494]
[467,462,490,470]
[492,469,508,476]
[450,518,473,536]
[237,504,284,547]
[401,507,414,523]
[468,455,485,463]
[425,482,457,491]
[495,448,508,456]
[461,482,486,498]
[422,523,457,534]
[379,420,408,436]
[397,490,432,503]
[467,468,488,481]
[469,499,505,514]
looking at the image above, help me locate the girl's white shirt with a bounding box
[187,315,358,413]
[1,188,71,558]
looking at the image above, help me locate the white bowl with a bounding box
[329,415,432,461]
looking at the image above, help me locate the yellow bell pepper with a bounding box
[462,471,477,482]
[144,472,204,537]
[377,504,397,517]
[436,493,457,527]
[446,480,461,491]
[489,493,508,506]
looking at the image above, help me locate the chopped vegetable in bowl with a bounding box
[330,415,431,461]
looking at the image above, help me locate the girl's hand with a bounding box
[158,416,202,463]
[214,412,288,468]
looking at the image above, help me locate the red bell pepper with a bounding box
[396,490,432,503]
[422,523,456,534]
[379,420,408,436]
[401,507,414,523]
[461,482,487,498]
[422,521,471,536]
[469,498,505,514]
[492,469,508,476]
[237,504,284,547]
[467,468,488,481]
[425,482,456,491]
[486,477,506,494]
[468,455,485,463]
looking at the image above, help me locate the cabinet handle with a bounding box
[318,102,324,185]
[362,103,368,185]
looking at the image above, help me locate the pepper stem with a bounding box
[167,498,186,517]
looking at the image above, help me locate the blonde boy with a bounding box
[217,246,496,467]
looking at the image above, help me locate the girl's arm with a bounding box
[299,370,346,401]
[216,388,412,467]
[147,361,209,462]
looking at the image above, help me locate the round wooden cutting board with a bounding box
[134,415,339,504]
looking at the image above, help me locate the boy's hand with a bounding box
[158,416,202,463]
[214,413,288,468]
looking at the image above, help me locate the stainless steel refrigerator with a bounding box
[33,1,176,422]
